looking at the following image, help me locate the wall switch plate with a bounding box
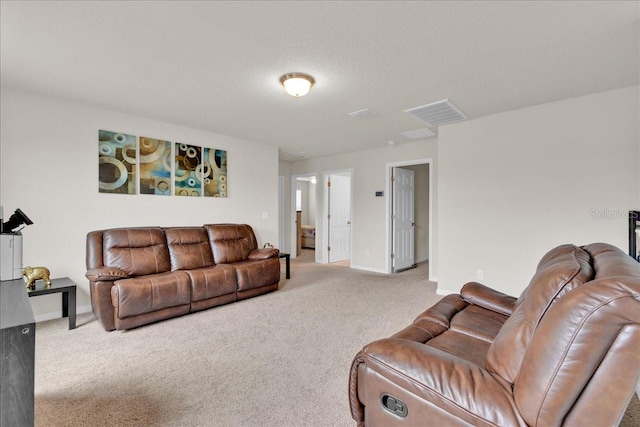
[476,270,484,280]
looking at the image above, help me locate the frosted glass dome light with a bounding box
[280,73,315,97]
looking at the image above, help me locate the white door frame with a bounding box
[278,176,285,251]
[385,158,433,276]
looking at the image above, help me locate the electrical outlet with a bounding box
[365,249,370,256]
[476,270,484,280]
[262,212,269,220]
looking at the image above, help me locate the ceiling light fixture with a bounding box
[280,72,315,97]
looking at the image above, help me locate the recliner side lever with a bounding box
[381,393,408,418]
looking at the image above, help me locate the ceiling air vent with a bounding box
[347,108,376,118]
[404,99,467,127]
[401,128,437,139]
[279,150,307,162]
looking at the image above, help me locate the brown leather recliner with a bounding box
[86,224,280,331]
[349,243,640,426]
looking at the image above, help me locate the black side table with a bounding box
[27,277,76,330]
[279,253,290,279]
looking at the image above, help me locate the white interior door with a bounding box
[392,167,415,271]
[328,174,351,262]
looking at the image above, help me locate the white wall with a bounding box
[438,86,640,295]
[278,161,292,253]
[307,180,316,225]
[0,87,280,319]
[287,140,438,275]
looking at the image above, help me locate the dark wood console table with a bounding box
[0,280,35,427]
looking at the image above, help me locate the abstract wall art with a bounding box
[98,130,136,194]
[174,142,202,197]
[203,147,228,197]
[97,129,228,199]
[139,137,171,195]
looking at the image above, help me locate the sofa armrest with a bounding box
[88,280,118,331]
[85,266,130,282]
[248,248,279,260]
[353,338,525,426]
[86,267,129,331]
[460,281,517,316]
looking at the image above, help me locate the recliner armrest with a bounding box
[460,281,517,316]
[85,266,130,282]
[353,338,526,426]
[248,248,279,260]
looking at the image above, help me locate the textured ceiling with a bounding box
[1,1,638,161]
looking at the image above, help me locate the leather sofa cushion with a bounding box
[390,295,461,344]
[186,265,237,302]
[585,242,640,277]
[112,271,191,319]
[426,331,493,367]
[392,293,508,344]
[485,244,594,383]
[205,224,258,264]
[165,227,215,270]
[234,257,280,291]
[513,278,640,426]
[103,228,170,276]
[391,294,509,366]
[448,303,509,343]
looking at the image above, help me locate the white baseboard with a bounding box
[349,264,387,274]
[34,304,91,323]
[436,288,457,295]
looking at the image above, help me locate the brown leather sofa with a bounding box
[349,243,640,426]
[86,224,280,331]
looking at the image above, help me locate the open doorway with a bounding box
[291,175,317,259]
[386,159,432,275]
[290,170,352,265]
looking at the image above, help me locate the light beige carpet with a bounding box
[34,251,639,426]
[34,253,439,426]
